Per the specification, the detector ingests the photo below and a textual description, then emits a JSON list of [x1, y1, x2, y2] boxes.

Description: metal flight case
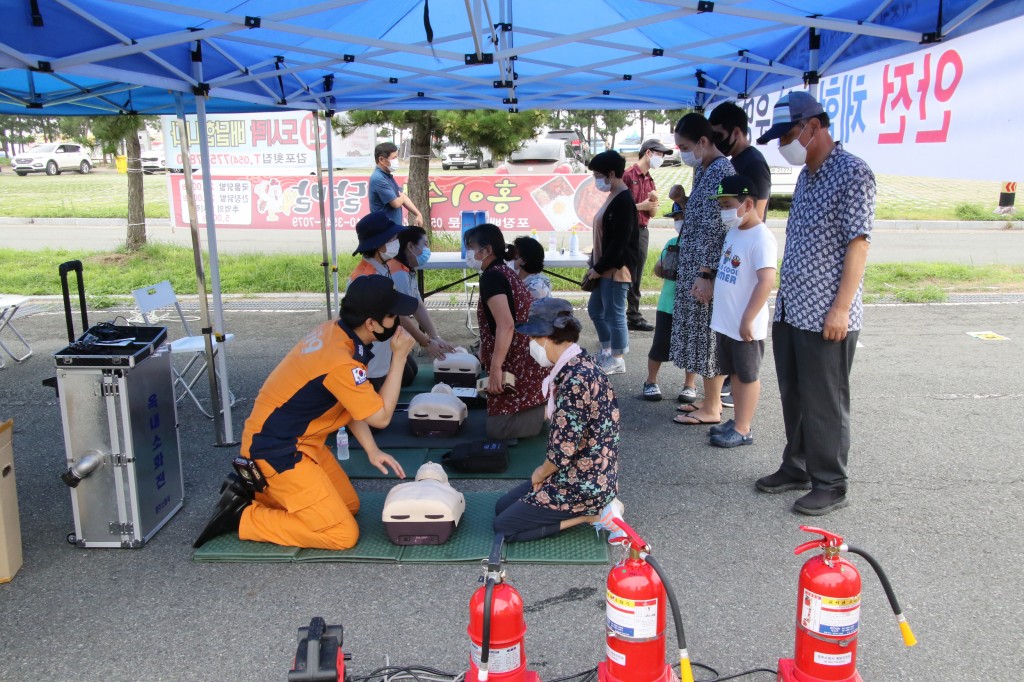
[[55, 325, 184, 548]]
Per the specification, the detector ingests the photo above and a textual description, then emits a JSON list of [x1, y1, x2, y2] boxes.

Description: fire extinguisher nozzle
[[679, 653, 695, 682], [898, 618, 918, 647]]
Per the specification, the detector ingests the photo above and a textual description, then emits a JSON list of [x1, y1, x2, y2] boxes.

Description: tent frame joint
[[245, 16, 261, 29], [464, 53, 494, 65], [920, 31, 943, 44], [697, 1, 714, 13]]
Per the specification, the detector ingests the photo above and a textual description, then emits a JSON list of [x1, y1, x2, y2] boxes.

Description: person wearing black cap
[[193, 275, 418, 550], [585, 150, 640, 376], [753, 91, 875, 516], [709, 102, 772, 221], [493, 298, 624, 544], [349, 211, 455, 390], [622, 138, 672, 332]]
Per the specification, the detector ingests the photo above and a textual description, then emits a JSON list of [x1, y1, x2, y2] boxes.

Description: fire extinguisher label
[[606, 590, 659, 639], [800, 589, 861, 637], [606, 644, 626, 666], [470, 642, 522, 673], [814, 651, 853, 667]]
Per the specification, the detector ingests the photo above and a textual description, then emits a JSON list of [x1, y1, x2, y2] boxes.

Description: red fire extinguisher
[[467, 536, 539, 682], [778, 526, 917, 682], [598, 518, 695, 682]]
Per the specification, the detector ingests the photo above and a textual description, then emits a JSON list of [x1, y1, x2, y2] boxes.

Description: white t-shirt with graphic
[[710, 222, 778, 341]]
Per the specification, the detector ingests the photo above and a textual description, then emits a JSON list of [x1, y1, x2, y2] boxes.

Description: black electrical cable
[[673, 661, 778, 681], [479, 576, 496, 673], [643, 555, 689, 663]]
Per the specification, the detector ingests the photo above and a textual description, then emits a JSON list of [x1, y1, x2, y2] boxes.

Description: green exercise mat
[[192, 534, 301, 563], [339, 448, 429, 479], [193, 492, 610, 565], [505, 524, 611, 564]]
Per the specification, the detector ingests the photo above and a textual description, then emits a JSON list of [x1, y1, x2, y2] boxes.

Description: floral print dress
[[522, 354, 620, 515], [669, 156, 735, 377]]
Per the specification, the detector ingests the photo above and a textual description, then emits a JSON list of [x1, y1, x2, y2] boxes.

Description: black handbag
[[580, 272, 600, 292], [440, 440, 509, 473]]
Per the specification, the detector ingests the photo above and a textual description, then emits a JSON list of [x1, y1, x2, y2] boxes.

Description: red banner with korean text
[[167, 173, 606, 232]]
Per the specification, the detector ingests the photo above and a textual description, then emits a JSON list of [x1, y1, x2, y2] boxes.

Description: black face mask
[[372, 317, 398, 343], [714, 131, 735, 156]]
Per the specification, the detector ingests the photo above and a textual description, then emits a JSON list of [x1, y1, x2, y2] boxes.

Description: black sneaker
[[628, 319, 655, 332], [721, 378, 732, 396], [721, 393, 734, 409], [793, 489, 850, 516], [193, 485, 251, 548], [755, 468, 812, 494], [642, 382, 663, 401]]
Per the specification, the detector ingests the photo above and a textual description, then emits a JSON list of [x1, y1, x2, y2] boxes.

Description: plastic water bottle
[[569, 231, 579, 255], [336, 429, 350, 461], [547, 234, 557, 255]]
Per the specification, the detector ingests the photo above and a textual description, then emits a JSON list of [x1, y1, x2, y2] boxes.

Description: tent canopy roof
[[0, 0, 1018, 115]]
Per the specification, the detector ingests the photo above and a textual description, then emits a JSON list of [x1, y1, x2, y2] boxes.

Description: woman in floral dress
[[493, 298, 623, 543], [669, 113, 736, 426]]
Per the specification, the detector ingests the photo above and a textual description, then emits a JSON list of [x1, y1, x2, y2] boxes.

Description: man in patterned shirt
[[753, 91, 875, 516]]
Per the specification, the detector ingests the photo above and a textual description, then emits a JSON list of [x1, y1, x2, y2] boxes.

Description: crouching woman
[[493, 298, 623, 543]]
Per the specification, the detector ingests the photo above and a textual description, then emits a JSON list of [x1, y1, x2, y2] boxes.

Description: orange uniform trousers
[[237, 443, 360, 550]]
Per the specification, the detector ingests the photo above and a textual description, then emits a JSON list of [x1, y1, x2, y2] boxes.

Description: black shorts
[[715, 332, 765, 384], [648, 310, 673, 363]]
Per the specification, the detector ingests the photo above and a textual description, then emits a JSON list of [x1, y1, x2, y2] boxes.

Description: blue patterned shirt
[[775, 143, 875, 332]]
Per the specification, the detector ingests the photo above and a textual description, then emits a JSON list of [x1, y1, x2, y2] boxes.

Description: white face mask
[[649, 153, 664, 169], [416, 246, 431, 268], [779, 125, 809, 166], [465, 251, 483, 271], [679, 147, 700, 168], [673, 219, 684, 233], [529, 338, 553, 368], [388, 157, 400, 171], [720, 208, 743, 230], [594, 177, 611, 192], [381, 239, 400, 261]]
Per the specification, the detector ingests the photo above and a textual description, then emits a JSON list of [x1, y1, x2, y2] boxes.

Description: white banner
[[159, 111, 376, 174], [735, 15, 1024, 182]]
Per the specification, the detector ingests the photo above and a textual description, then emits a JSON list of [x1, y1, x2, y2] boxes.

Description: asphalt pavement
[[2, 217, 1023, 264], [0, 299, 1022, 681]]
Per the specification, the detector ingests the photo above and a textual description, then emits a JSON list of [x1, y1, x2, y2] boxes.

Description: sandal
[[672, 413, 721, 426]]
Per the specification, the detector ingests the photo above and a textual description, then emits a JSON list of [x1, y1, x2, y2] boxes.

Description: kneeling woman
[[493, 298, 623, 543]]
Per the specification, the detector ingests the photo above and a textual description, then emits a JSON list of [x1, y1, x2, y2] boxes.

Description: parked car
[[441, 145, 493, 170], [495, 140, 584, 175], [12, 143, 92, 176], [545, 129, 590, 162], [141, 150, 165, 174], [615, 135, 643, 156]]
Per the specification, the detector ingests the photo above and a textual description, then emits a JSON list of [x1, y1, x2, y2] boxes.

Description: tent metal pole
[[821, 0, 896, 73], [943, 0, 995, 35], [173, 92, 227, 444], [313, 111, 333, 320], [808, 27, 820, 99], [193, 47, 235, 444], [325, 115, 340, 316]]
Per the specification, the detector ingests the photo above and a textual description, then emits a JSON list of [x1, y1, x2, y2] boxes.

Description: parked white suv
[[12, 143, 92, 176], [441, 145, 493, 170], [141, 151, 165, 174]]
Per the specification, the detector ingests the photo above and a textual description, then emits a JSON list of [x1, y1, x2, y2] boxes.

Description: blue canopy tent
[[1, 0, 1018, 440]]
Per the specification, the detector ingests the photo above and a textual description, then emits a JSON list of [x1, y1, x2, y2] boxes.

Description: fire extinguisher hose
[[844, 545, 917, 647], [642, 554, 695, 682], [479, 576, 497, 681]]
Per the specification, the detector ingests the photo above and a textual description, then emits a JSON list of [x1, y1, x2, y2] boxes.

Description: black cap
[[342, 275, 418, 319], [640, 138, 673, 155], [716, 175, 755, 198], [664, 201, 686, 217], [353, 212, 406, 255]]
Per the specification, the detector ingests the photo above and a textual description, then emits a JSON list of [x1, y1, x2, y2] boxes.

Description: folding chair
[[131, 281, 235, 419], [0, 295, 33, 369]]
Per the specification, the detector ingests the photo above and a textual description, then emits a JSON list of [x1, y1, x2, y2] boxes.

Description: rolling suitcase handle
[[58, 260, 88, 344]]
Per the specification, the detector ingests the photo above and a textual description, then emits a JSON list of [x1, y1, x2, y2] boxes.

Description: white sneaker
[[601, 356, 626, 375]]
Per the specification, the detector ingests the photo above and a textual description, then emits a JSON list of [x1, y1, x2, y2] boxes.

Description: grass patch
[[0, 170, 170, 219], [2, 247, 1023, 300]]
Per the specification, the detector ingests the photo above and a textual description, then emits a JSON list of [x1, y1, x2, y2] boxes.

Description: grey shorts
[[715, 333, 765, 384]]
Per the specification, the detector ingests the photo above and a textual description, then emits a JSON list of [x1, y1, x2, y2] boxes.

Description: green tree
[[338, 110, 543, 236], [58, 117, 93, 147], [91, 114, 152, 251]]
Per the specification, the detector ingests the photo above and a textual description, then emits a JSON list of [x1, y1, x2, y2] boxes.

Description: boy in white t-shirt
[[708, 175, 778, 448]]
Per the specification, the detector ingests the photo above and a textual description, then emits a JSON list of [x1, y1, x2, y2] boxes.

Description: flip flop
[[676, 403, 700, 413], [673, 413, 721, 426]]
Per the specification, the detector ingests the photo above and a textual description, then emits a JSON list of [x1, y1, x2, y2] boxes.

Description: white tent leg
[[193, 45, 235, 444], [325, 113, 340, 315]]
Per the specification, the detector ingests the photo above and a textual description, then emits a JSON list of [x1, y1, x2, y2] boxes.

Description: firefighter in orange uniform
[[193, 275, 418, 550]]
